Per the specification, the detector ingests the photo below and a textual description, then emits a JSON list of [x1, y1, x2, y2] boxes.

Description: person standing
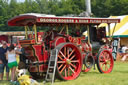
[[6, 44, 22, 82], [121, 45, 128, 61], [17, 45, 27, 70], [0, 42, 9, 80]]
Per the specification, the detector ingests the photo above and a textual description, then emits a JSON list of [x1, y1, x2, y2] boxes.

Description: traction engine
[[7, 13, 120, 81]]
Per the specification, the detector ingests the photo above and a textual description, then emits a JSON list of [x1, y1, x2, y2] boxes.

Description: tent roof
[[98, 15, 128, 37]]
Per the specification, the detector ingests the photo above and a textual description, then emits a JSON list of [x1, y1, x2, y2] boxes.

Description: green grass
[[1, 61, 128, 85]]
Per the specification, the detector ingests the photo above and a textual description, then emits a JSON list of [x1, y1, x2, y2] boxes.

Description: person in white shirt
[[6, 44, 22, 82], [121, 45, 128, 61], [0, 43, 2, 47], [122, 46, 128, 53]]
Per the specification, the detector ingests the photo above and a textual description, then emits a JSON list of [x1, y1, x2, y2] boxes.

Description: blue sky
[[17, 0, 36, 2], [8, 0, 25, 3], [9, 0, 36, 3], [18, 0, 25, 2]]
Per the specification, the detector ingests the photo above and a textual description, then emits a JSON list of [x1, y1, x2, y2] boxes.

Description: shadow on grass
[[82, 71, 99, 74], [36, 71, 102, 83], [0, 80, 11, 85], [36, 78, 62, 84]]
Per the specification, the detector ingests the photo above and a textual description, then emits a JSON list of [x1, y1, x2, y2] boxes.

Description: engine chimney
[[85, 0, 92, 17]]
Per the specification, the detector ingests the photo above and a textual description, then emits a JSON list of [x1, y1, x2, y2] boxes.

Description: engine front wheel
[[82, 53, 94, 72], [55, 43, 83, 80], [97, 49, 114, 73]]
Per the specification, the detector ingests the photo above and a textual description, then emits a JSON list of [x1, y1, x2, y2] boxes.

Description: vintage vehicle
[[8, 13, 120, 81]]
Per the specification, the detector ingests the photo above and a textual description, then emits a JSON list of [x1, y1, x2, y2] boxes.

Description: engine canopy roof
[[8, 13, 120, 26]]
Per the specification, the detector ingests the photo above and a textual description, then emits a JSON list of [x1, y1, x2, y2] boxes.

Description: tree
[[0, 0, 128, 31]]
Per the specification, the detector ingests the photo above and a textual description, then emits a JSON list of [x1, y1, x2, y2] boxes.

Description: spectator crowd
[[0, 41, 26, 84]]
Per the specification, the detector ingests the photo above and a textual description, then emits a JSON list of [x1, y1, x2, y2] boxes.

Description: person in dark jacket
[[0, 42, 9, 80], [17, 45, 27, 70]]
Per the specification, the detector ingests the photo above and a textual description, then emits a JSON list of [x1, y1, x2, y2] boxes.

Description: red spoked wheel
[[97, 49, 114, 73], [55, 43, 82, 80], [82, 53, 94, 72]]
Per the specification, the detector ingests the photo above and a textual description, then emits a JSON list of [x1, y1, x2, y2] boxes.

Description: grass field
[[0, 61, 128, 85]]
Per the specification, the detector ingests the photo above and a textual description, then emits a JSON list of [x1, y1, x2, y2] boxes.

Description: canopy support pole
[[87, 25, 90, 44], [30, 26, 34, 39], [108, 23, 111, 44], [112, 23, 117, 38], [108, 23, 111, 37], [59, 25, 65, 34], [66, 25, 69, 35], [25, 26, 28, 39], [56, 25, 59, 30], [33, 24, 37, 43]]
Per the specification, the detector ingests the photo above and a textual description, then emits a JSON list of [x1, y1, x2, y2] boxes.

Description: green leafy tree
[[0, 0, 128, 31]]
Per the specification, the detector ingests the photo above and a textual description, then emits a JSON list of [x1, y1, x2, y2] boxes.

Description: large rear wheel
[[97, 49, 114, 73], [55, 43, 82, 80]]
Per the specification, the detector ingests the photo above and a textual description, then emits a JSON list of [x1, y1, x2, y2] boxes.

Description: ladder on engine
[[44, 49, 58, 85]]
